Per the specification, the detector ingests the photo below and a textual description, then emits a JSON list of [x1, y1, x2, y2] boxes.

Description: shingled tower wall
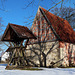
[[25, 7, 75, 67], [25, 7, 60, 67]]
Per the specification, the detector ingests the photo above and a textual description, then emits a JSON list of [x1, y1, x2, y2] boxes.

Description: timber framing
[[39, 7, 61, 41]]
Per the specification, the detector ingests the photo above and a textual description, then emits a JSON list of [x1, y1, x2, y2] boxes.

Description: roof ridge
[[39, 7, 61, 40], [40, 7, 75, 43], [9, 23, 25, 27], [41, 7, 69, 23]]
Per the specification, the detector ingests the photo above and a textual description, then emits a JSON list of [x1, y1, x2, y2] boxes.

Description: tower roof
[[40, 7, 75, 43], [1, 23, 36, 42]]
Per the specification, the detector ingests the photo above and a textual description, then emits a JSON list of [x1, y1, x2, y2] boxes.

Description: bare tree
[[0, 0, 10, 53], [23, 0, 75, 30], [0, 0, 7, 11], [22, 0, 75, 67], [51, 7, 75, 29]]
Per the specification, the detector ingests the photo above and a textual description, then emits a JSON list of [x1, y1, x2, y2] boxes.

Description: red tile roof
[[10, 23, 36, 39], [1, 23, 36, 42], [41, 7, 75, 44]]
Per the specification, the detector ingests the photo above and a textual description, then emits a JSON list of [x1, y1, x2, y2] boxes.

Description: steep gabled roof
[[1, 23, 36, 42], [10, 24, 36, 39], [40, 7, 75, 44]]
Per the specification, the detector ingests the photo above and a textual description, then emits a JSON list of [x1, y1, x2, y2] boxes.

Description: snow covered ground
[[0, 64, 75, 75]]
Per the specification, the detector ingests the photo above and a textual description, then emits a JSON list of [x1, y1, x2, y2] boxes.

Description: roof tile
[[41, 7, 75, 43]]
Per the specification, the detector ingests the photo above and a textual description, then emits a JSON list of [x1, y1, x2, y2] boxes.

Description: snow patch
[[0, 65, 75, 75]]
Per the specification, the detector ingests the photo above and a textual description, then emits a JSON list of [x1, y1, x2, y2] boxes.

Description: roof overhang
[[1, 23, 36, 42]]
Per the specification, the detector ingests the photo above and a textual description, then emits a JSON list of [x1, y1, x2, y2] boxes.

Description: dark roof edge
[[1, 24, 10, 41], [9, 23, 20, 38], [39, 7, 62, 41]]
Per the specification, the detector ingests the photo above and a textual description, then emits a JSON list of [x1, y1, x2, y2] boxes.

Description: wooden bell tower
[[1, 23, 36, 66]]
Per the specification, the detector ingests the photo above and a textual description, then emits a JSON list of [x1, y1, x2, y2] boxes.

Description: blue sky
[[0, 0, 75, 51], [0, 0, 75, 28]]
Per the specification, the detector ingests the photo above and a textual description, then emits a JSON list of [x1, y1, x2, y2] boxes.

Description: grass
[[58, 66, 75, 68], [15, 68, 43, 70], [65, 67, 75, 68], [5, 65, 75, 70], [5, 66, 43, 70]]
